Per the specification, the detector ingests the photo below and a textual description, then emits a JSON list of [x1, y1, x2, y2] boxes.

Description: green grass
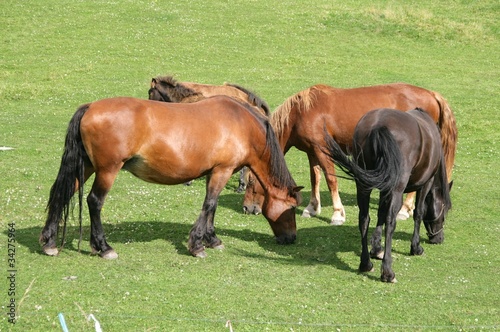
[[1, 0, 499, 331]]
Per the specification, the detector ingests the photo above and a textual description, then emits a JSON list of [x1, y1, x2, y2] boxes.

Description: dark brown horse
[[243, 83, 457, 225], [149, 75, 270, 191], [325, 108, 452, 282], [148, 75, 270, 116], [40, 96, 301, 259]]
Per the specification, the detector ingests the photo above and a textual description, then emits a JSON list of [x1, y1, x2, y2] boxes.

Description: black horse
[[325, 108, 452, 282]]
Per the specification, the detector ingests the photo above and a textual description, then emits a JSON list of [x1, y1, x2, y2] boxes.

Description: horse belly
[[123, 139, 242, 185]]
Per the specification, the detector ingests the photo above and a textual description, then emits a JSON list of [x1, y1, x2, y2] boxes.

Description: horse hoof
[[330, 219, 345, 226], [397, 210, 410, 221], [44, 247, 59, 256], [100, 250, 118, 260], [195, 250, 207, 258], [213, 244, 225, 251], [301, 207, 318, 218], [301, 210, 312, 218], [371, 251, 384, 260]]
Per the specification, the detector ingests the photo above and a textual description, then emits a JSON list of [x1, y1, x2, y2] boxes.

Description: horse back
[[280, 83, 441, 150], [355, 108, 442, 191], [80, 97, 265, 182]]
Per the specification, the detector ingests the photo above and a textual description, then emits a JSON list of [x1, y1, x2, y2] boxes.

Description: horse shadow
[[17, 210, 424, 281]]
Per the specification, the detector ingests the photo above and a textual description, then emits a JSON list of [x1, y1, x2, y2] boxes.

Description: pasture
[[1, 0, 498, 330]]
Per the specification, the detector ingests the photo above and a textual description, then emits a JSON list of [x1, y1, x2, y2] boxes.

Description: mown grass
[[1, 0, 499, 331]]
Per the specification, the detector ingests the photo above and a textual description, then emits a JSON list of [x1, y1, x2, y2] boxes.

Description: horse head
[[423, 175, 453, 244], [261, 186, 302, 245], [148, 77, 174, 102]]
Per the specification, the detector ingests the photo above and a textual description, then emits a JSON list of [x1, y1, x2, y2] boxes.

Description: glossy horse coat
[[149, 75, 270, 192], [40, 96, 300, 259], [325, 108, 452, 282], [243, 83, 457, 224]]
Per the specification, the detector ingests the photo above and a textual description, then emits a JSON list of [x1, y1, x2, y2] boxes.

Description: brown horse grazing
[[149, 75, 270, 192], [243, 83, 457, 225], [325, 108, 452, 282], [40, 96, 301, 259]]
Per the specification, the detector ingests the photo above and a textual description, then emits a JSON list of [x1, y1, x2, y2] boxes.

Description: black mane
[[225, 83, 270, 116]]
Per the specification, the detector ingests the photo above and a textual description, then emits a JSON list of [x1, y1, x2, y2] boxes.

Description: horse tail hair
[[325, 127, 403, 196], [225, 83, 270, 116], [42, 104, 89, 251], [432, 91, 457, 182]]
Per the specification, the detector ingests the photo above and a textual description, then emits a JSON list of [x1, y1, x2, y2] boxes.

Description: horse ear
[[151, 78, 157, 88], [294, 186, 304, 193]]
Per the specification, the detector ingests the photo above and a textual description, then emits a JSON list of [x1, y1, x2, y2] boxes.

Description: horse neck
[[270, 107, 295, 152]]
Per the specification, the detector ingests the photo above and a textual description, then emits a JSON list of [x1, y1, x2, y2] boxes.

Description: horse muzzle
[[243, 204, 262, 215], [276, 233, 296, 245]]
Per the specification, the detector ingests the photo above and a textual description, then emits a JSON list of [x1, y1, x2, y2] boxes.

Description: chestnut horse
[[149, 75, 270, 191], [325, 108, 452, 282], [40, 96, 301, 259], [243, 83, 457, 225]]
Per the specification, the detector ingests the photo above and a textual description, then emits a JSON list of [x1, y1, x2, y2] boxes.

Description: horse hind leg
[[357, 187, 374, 273], [87, 169, 120, 259], [317, 152, 346, 225], [379, 192, 403, 283], [40, 163, 95, 256], [301, 161, 322, 218]]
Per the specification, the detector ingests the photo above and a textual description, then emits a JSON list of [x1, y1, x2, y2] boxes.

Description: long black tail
[[41, 104, 89, 250], [324, 127, 403, 195]]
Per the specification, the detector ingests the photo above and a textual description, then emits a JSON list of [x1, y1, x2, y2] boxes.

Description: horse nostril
[[243, 206, 249, 214]]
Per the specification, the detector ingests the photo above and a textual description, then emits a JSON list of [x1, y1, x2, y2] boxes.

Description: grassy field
[[1, 0, 499, 331]]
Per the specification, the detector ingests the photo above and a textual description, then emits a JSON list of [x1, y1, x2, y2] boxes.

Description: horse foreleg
[[410, 184, 432, 255], [357, 187, 373, 273], [188, 170, 231, 257], [236, 167, 249, 193], [302, 161, 322, 218], [397, 192, 416, 220], [87, 170, 118, 259], [379, 192, 403, 283]]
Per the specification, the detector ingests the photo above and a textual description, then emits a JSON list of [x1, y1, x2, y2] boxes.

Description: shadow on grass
[[14, 209, 428, 282], [217, 189, 360, 220]]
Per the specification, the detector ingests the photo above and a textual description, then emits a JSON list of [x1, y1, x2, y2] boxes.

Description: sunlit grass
[[1, 0, 499, 330]]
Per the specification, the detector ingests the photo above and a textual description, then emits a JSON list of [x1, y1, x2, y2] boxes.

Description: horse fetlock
[[301, 204, 319, 218], [359, 260, 374, 273]]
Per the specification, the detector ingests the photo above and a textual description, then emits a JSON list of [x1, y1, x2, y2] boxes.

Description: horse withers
[[148, 75, 270, 192], [40, 96, 301, 259], [325, 108, 452, 282], [243, 83, 457, 224]]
